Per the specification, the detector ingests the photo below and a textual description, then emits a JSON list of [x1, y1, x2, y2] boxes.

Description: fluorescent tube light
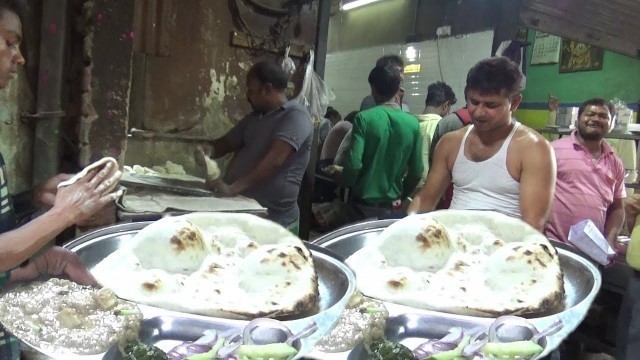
[[341, 0, 383, 11]]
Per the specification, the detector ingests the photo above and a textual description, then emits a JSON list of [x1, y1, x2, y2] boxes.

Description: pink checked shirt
[[545, 131, 626, 243]]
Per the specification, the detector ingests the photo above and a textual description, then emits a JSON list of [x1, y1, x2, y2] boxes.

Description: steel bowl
[[309, 219, 602, 359], [15, 221, 355, 360]]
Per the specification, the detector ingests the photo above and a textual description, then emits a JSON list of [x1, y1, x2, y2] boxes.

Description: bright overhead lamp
[[340, 0, 383, 11]]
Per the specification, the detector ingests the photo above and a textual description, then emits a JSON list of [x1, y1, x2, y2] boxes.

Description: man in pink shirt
[[545, 98, 626, 248]]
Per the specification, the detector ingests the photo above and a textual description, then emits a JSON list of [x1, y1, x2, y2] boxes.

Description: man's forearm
[[0, 208, 72, 272], [230, 161, 281, 195], [605, 207, 625, 245]]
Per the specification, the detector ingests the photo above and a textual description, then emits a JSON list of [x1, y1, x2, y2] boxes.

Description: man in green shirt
[[339, 65, 423, 222]]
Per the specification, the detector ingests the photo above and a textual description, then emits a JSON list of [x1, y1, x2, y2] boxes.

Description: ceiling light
[[340, 0, 383, 11]]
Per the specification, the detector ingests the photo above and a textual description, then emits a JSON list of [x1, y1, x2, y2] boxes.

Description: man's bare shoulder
[[513, 124, 552, 150], [439, 126, 466, 147], [435, 127, 466, 163], [511, 124, 554, 168]]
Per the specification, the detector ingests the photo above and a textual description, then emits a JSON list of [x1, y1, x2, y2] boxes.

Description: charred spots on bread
[[387, 276, 408, 290], [535, 258, 547, 268], [293, 246, 309, 261], [453, 260, 469, 272], [539, 243, 556, 259], [141, 281, 159, 292], [170, 226, 205, 253], [208, 263, 222, 273], [415, 224, 450, 251]]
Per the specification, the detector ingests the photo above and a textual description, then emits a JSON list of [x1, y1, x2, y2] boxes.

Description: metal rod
[[298, 0, 332, 240]]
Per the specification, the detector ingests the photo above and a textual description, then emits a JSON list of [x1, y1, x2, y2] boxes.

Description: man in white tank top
[[408, 57, 556, 232]]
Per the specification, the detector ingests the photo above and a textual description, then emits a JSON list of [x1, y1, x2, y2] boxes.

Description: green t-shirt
[[342, 105, 423, 202]]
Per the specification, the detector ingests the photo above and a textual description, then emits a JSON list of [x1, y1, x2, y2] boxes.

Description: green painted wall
[[521, 30, 640, 105], [516, 30, 640, 129]]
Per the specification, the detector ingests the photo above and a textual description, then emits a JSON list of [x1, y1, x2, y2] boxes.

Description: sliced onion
[[461, 337, 488, 357], [413, 339, 458, 359], [285, 321, 318, 346], [166, 342, 212, 360], [439, 327, 464, 344], [194, 329, 219, 345], [224, 333, 243, 346], [242, 318, 293, 345], [531, 319, 563, 344], [488, 316, 539, 343], [216, 341, 242, 358]]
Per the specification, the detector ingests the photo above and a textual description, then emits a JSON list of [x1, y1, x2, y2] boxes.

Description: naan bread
[[92, 213, 318, 319], [58, 157, 119, 191], [346, 210, 564, 317]]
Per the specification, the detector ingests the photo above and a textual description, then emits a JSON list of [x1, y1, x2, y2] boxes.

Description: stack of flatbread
[[92, 213, 318, 319], [346, 210, 565, 317]]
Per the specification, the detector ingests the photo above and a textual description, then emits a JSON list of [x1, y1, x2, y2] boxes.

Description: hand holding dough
[[194, 147, 221, 181], [58, 157, 120, 194]]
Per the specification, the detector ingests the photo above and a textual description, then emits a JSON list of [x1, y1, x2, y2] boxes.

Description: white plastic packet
[[568, 219, 616, 266], [280, 45, 296, 79]]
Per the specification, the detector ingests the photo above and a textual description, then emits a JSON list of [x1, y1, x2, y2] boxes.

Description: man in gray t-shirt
[[205, 61, 312, 231]]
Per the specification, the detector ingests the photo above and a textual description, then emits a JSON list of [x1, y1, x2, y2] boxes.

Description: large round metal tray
[[18, 221, 355, 360], [309, 219, 602, 359]]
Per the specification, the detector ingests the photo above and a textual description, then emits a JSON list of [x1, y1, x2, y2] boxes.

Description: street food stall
[[0, 210, 602, 360]]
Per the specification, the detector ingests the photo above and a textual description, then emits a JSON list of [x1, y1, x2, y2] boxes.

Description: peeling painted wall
[[125, 0, 318, 175], [0, 72, 35, 194], [80, 0, 134, 166]]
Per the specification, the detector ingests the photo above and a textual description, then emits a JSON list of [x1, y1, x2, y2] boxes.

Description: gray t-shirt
[[224, 100, 312, 226]]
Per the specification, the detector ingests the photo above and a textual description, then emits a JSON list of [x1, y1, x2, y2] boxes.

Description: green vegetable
[[186, 338, 224, 360], [122, 340, 168, 360], [236, 343, 298, 360], [428, 335, 470, 360], [359, 307, 386, 314], [25, 319, 41, 333], [114, 309, 141, 316], [368, 339, 414, 360], [481, 340, 543, 358]]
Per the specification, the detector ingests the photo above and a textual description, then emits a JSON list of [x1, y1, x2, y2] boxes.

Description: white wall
[[324, 30, 494, 117]]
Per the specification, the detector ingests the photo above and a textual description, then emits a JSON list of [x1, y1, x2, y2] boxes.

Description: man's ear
[[443, 101, 451, 113], [510, 93, 523, 112]]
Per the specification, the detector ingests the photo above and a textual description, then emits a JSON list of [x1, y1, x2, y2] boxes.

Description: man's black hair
[[247, 61, 288, 91], [343, 111, 358, 124], [368, 65, 401, 102], [375, 55, 404, 69], [324, 106, 341, 121], [578, 98, 616, 119], [425, 81, 457, 108], [0, 0, 25, 22], [466, 57, 523, 97]]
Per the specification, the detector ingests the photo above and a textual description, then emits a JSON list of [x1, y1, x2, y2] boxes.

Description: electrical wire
[[435, 36, 444, 81]]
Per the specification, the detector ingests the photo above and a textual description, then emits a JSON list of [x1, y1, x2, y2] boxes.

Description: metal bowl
[[309, 219, 602, 359], [18, 221, 355, 360]]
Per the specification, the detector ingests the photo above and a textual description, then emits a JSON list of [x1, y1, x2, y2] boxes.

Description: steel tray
[[102, 315, 302, 359], [346, 313, 548, 359], [309, 219, 602, 359], [17, 221, 355, 360]]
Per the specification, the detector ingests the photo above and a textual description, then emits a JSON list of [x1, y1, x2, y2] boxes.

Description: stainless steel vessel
[[19, 221, 356, 360], [309, 219, 603, 359]]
